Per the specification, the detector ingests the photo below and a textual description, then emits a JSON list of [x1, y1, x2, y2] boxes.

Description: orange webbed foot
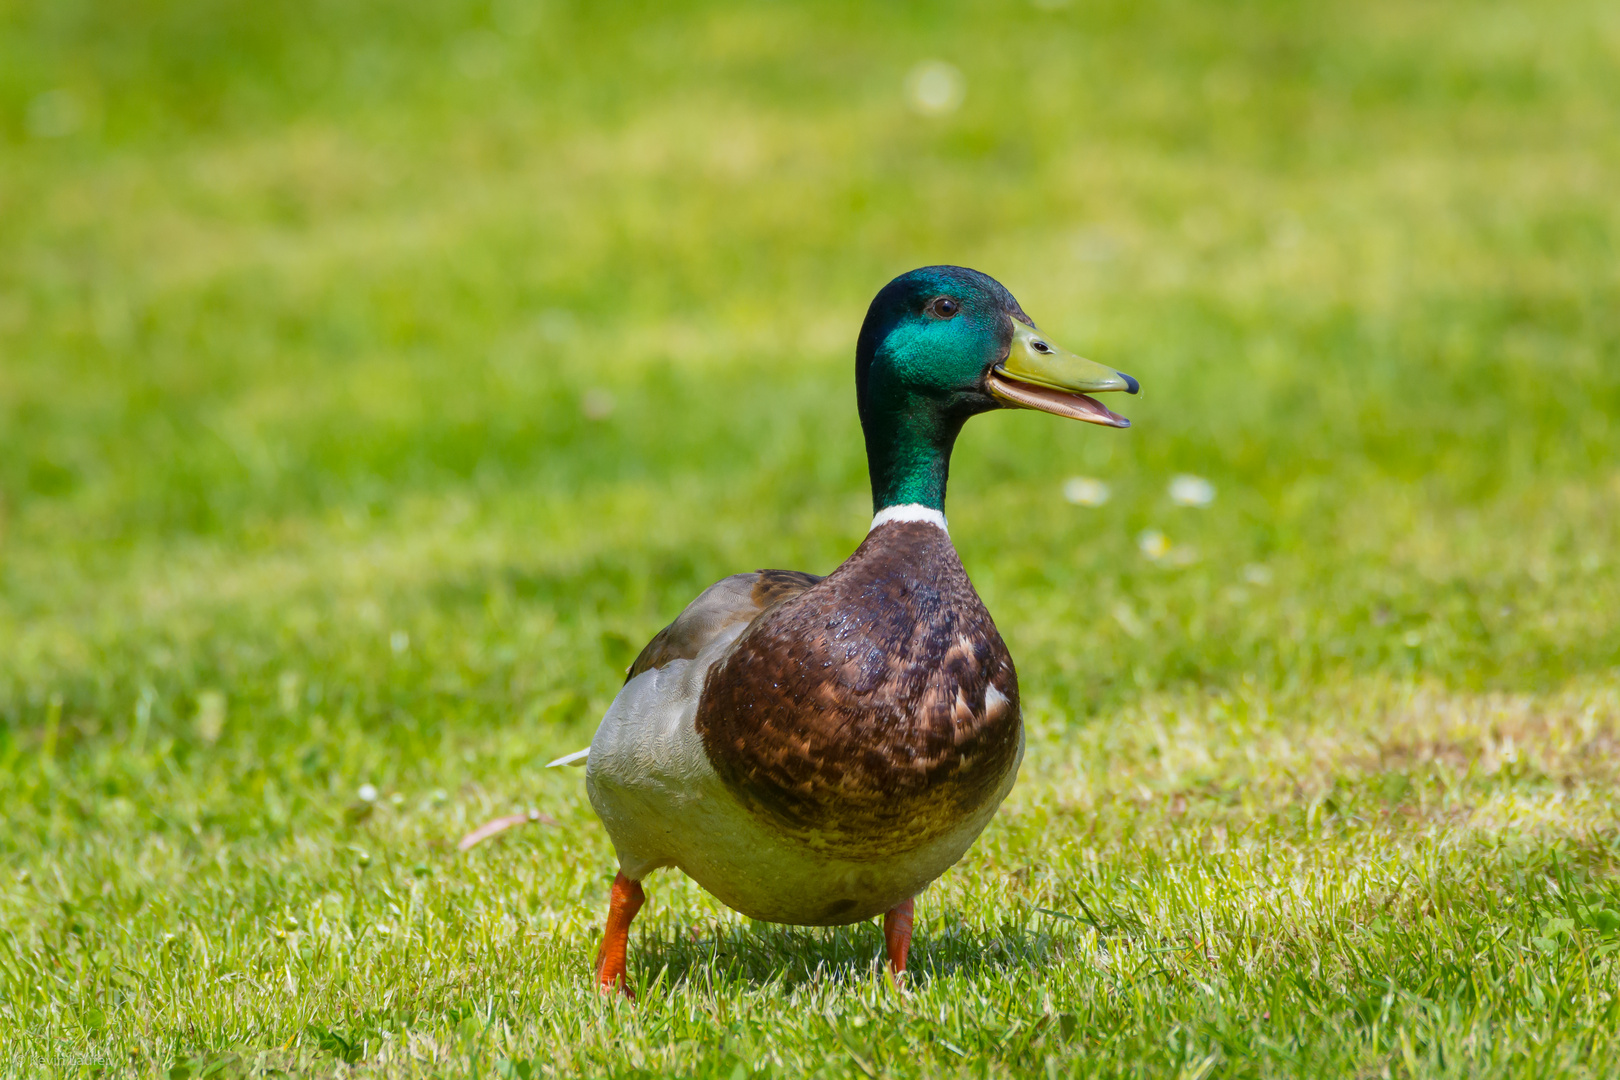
[[594, 872, 644, 998], [884, 897, 915, 987]]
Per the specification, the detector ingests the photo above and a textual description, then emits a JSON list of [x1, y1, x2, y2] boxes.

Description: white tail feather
[[546, 748, 590, 768]]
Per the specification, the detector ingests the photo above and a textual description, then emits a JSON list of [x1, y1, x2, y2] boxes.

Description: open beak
[[986, 320, 1139, 428]]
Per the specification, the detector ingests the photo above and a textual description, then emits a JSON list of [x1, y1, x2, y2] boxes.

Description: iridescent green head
[[854, 265, 1139, 514]]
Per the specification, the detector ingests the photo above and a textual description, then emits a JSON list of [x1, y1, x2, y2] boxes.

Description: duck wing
[[543, 568, 823, 769], [625, 568, 823, 683], [458, 568, 823, 850]]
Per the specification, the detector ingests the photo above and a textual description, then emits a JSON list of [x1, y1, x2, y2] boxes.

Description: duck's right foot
[[594, 872, 644, 998], [883, 897, 915, 987]]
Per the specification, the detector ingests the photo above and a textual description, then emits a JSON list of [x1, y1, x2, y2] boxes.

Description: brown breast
[[694, 521, 1021, 856]]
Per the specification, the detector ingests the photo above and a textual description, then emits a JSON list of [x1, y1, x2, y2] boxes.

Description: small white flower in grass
[[194, 691, 226, 744], [1243, 563, 1273, 586], [1138, 529, 1170, 560], [1169, 474, 1216, 507], [27, 89, 82, 139], [1403, 630, 1423, 648], [581, 389, 616, 420], [536, 308, 578, 343], [1167, 544, 1200, 567], [451, 30, 506, 80], [1062, 476, 1111, 506], [1111, 601, 1146, 639], [1072, 226, 1119, 264], [390, 630, 409, 655], [357, 783, 379, 804], [906, 61, 965, 116], [277, 670, 301, 713]]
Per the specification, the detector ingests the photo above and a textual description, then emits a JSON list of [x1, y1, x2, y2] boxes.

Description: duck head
[[855, 265, 1139, 514]]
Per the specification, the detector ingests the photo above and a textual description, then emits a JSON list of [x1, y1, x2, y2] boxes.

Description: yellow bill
[[986, 319, 1139, 428]]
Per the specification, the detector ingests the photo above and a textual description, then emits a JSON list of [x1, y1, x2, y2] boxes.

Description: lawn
[[3, 0, 1620, 1076]]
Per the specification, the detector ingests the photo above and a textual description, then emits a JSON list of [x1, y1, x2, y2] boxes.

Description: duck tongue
[[986, 370, 1131, 428]]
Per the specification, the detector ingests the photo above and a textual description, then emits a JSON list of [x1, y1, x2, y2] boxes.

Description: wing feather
[[624, 569, 822, 682]]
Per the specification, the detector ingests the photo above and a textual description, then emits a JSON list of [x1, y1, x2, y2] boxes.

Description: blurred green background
[[3, 0, 1619, 1076]]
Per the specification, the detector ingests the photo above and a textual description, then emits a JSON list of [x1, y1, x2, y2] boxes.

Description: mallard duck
[[548, 266, 1137, 993]]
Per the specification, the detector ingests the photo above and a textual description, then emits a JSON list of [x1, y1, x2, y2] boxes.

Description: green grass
[[4, 0, 1620, 1075]]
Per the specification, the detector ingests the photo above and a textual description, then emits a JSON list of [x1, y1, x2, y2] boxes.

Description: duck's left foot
[[594, 872, 644, 998], [883, 897, 915, 986]]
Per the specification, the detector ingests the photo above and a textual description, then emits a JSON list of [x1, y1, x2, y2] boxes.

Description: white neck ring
[[869, 504, 949, 534]]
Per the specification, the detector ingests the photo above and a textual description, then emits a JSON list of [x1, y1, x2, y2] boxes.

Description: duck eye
[[1033, 340, 1052, 353], [926, 297, 959, 319]]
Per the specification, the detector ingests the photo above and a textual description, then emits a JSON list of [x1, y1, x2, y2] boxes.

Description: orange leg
[[883, 898, 915, 984], [594, 872, 644, 997]]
